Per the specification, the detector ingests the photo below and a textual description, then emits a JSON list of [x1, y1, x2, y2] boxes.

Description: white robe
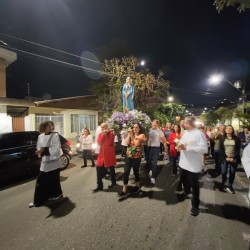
[[179, 128, 208, 173]]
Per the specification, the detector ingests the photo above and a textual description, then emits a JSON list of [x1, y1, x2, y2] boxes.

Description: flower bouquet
[[108, 109, 151, 134]]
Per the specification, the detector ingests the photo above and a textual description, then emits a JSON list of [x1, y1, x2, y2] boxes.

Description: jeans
[[149, 147, 161, 179], [221, 160, 237, 187], [123, 158, 141, 185], [214, 150, 220, 171], [83, 149, 95, 166], [180, 168, 200, 208], [96, 165, 116, 188]]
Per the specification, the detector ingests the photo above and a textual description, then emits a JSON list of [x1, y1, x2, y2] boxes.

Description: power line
[[0, 44, 117, 77], [0, 32, 100, 64]]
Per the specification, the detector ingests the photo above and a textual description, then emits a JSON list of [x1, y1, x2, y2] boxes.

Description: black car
[[0, 131, 72, 185]]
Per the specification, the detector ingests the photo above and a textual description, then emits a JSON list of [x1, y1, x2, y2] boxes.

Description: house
[[0, 95, 98, 138], [0, 47, 98, 138]]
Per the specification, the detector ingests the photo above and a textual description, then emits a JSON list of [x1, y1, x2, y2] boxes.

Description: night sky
[[0, 0, 250, 107]]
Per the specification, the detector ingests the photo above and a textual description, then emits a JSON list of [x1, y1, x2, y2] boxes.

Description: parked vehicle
[[0, 131, 72, 185]]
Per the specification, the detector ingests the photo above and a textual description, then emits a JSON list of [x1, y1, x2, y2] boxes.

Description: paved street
[[0, 155, 250, 250]]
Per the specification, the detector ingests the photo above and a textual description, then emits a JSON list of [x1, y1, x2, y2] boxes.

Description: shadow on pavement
[[202, 202, 250, 226], [45, 197, 76, 219]]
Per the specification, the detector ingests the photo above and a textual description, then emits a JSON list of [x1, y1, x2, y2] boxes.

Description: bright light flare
[[168, 96, 174, 102], [140, 60, 146, 66], [209, 74, 223, 84], [92, 143, 97, 150]]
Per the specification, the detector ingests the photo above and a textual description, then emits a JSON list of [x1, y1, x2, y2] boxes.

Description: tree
[[199, 110, 220, 125], [214, 0, 250, 13], [215, 106, 235, 123], [234, 102, 250, 127], [91, 56, 170, 116], [155, 103, 186, 124]]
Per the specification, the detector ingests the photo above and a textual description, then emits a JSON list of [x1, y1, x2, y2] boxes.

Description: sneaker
[[29, 202, 36, 208], [132, 186, 141, 193], [174, 190, 184, 195], [119, 191, 128, 197], [150, 178, 155, 184], [81, 165, 87, 168], [226, 186, 235, 194], [190, 207, 199, 216]]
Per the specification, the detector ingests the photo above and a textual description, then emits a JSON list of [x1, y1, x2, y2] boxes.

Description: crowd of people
[[29, 118, 250, 217]]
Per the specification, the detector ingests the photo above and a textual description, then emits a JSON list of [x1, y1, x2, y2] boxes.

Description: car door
[[0, 132, 40, 185], [0, 133, 27, 184], [22, 132, 41, 170]]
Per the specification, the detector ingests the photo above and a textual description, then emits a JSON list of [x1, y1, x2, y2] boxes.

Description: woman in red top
[[92, 123, 117, 192], [168, 124, 181, 176], [120, 123, 145, 196]]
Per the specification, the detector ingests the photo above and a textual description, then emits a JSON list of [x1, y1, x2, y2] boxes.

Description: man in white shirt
[[178, 116, 208, 216], [148, 120, 167, 184]]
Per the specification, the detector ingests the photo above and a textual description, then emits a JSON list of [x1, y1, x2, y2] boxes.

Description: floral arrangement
[[108, 109, 151, 134]]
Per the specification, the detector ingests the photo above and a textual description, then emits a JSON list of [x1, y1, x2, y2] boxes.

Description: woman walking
[[168, 124, 182, 177], [29, 121, 63, 208], [219, 125, 241, 194], [120, 123, 145, 196], [81, 128, 95, 168]]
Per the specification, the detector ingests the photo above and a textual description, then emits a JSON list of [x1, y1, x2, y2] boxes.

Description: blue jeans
[[149, 147, 160, 179], [221, 160, 237, 187]]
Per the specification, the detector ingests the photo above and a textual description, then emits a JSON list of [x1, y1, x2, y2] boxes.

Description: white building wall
[[29, 107, 98, 139], [0, 105, 12, 132], [24, 116, 31, 131]]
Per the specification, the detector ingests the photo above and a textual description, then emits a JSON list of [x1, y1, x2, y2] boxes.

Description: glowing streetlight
[[168, 96, 174, 102], [140, 60, 146, 66]]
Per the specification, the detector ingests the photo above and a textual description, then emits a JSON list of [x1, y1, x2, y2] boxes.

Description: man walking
[[178, 116, 208, 216]]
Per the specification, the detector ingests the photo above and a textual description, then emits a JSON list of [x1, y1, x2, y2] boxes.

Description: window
[[35, 114, 64, 135], [71, 114, 96, 132], [0, 133, 24, 150]]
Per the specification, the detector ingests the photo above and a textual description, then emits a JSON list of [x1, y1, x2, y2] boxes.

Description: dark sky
[[0, 0, 250, 107]]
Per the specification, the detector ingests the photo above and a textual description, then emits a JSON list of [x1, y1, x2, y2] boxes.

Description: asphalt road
[[0, 155, 250, 250]]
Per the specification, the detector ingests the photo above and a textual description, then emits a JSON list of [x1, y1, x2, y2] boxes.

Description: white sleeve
[[186, 132, 208, 154], [48, 133, 61, 157], [241, 144, 250, 178], [37, 134, 42, 150]]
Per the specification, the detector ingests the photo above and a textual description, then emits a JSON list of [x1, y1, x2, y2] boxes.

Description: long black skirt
[[33, 168, 62, 206]]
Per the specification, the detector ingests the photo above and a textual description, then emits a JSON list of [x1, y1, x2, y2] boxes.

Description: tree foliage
[[199, 110, 220, 125], [90, 56, 170, 116], [149, 103, 185, 124], [214, 0, 250, 12]]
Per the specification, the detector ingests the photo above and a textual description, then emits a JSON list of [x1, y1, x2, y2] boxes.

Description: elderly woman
[[120, 123, 145, 196], [92, 123, 117, 192], [29, 121, 63, 208]]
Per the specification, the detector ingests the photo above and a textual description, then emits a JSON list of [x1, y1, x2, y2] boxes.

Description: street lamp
[[168, 96, 174, 102], [140, 60, 146, 66], [209, 73, 246, 120]]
